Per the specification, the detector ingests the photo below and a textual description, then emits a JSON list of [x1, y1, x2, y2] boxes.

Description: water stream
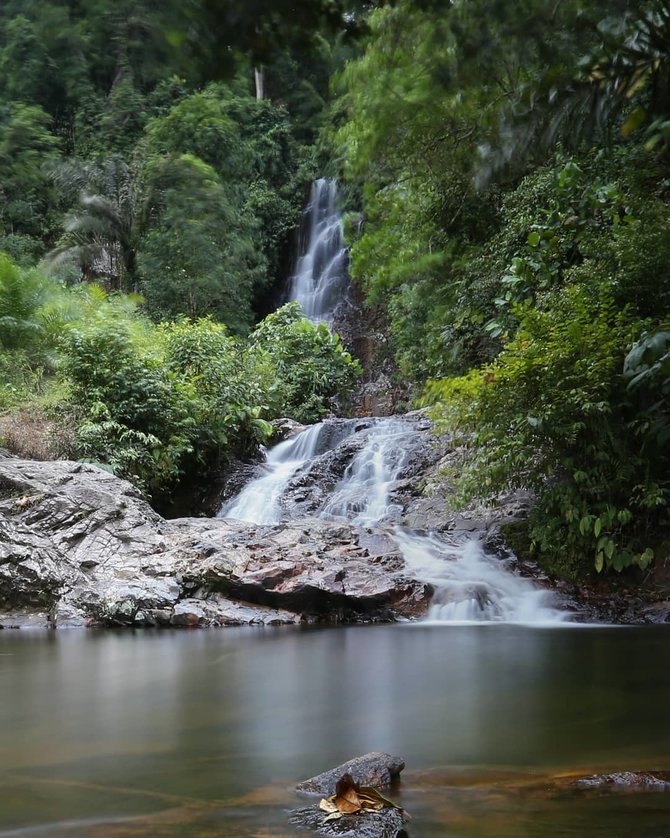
[[218, 422, 326, 524], [2, 626, 669, 836], [220, 417, 568, 624], [288, 178, 350, 323]]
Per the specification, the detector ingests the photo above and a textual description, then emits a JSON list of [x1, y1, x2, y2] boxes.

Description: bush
[[60, 316, 275, 500], [248, 302, 362, 423], [425, 285, 663, 576]]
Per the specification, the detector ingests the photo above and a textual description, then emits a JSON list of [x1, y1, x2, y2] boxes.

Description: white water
[[288, 178, 349, 323], [320, 419, 413, 525], [394, 529, 566, 624], [218, 423, 325, 524], [221, 416, 569, 624]]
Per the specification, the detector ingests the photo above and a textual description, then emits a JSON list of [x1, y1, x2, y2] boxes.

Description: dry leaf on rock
[[318, 773, 403, 823]]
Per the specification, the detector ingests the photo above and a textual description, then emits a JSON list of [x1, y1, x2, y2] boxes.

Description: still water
[[1, 625, 669, 837]]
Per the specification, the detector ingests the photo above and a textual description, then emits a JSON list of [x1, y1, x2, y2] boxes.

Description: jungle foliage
[[335, 0, 670, 576], [0, 252, 359, 504], [3, 0, 670, 575], [0, 1, 362, 503]]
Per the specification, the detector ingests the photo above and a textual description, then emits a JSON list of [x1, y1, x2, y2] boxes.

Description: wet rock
[[296, 753, 405, 796], [289, 806, 409, 837], [641, 601, 670, 624], [576, 772, 670, 791], [180, 519, 431, 621], [170, 595, 300, 627], [271, 417, 307, 440], [0, 455, 431, 628], [292, 754, 408, 837], [0, 607, 52, 629]]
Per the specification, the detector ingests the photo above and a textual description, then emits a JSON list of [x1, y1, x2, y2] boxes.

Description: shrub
[[248, 302, 362, 423], [425, 285, 662, 576]]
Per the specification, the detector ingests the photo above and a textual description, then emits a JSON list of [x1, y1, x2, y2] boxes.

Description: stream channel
[[1, 181, 669, 836]]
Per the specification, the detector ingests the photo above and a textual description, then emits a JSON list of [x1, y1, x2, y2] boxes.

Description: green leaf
[[579, 516, 591, 535], [621, 106, 647, 139]]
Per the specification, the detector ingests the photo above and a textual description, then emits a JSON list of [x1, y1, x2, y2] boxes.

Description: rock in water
[[293, 753, 408, 837], [296, 752, 405, 796], [576, 771, 670, 790], [289, 806, 409, 838]]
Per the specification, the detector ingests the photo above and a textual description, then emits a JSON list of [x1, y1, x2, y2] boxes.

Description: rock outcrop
[[0, 455, 431, 628]]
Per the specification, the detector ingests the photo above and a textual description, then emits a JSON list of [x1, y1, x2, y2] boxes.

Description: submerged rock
[[576, 772, 670, 791], [296, 752, 405, 796]]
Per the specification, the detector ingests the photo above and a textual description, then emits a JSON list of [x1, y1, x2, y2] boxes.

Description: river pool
[[1, 624, 669, 836]]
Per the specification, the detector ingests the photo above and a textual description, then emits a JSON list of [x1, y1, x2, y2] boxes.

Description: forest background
[[1, 0, 670, 581]]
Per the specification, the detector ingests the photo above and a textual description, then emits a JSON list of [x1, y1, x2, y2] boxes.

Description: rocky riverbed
[[0, 452, 435, 628], [1, 413, 668, 628]]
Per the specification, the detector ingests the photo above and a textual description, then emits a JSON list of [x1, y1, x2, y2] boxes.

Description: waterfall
[[394, 529, 564, 624], [218, 423, 326, 525], [220, 417, 569, 625], [288, 178, 350, 324], [319, 418, 414, 525]]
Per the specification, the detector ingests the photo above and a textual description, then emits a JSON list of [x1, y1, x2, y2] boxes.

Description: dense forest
[[1, 0, 670, 581]]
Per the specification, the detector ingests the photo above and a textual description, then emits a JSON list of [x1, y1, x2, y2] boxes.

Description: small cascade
[[220, 416, 570, 624], [394, 529, 566, 624], [218, 423, 326, 525], [289, 178, 349, 323], [319, 418, 414, 525]]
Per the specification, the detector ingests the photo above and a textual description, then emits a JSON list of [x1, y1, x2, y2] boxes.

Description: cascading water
[[393, 529, 565, 624], [218, 423, 326, 525], [288, 178, 350, 323], [221, 417, 570, 624], [319, 419, 413, 525]]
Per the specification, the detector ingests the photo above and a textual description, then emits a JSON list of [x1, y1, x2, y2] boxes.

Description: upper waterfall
[[288, 178, 350, 324]]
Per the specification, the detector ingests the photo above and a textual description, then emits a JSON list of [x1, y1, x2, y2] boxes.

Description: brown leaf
[[358, 785, 402, 810], [333, 773, 363, 814], [336, 788, 362, 814], [357, 789, 384, 811]]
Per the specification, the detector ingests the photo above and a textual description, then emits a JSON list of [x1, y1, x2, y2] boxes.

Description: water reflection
[[1, 625, 669, 834]]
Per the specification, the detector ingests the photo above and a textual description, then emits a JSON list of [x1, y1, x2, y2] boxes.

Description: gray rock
[[0, 455, 431, 628], [289, 806, 409, 837], [296, 752, 405, 796], [576, 771, 670, 790]]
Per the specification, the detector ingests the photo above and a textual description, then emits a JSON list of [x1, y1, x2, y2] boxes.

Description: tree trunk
[[254, 66, 265, 100]]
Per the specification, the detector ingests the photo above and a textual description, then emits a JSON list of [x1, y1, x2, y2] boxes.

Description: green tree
[[137, 153, 263, 332], [47, 155, 139, 289], [0, 103, 60, 260], [248, 302, 361, 422]]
